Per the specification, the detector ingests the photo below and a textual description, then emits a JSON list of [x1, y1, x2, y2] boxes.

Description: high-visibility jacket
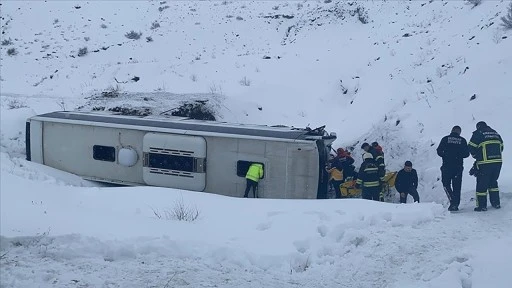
[[327, 167, 343, 181], [468, 126, 504, 165], [246, 163, 264, 182]]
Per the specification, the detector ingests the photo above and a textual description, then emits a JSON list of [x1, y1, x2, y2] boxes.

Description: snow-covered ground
[[1, 1, 511, 287]]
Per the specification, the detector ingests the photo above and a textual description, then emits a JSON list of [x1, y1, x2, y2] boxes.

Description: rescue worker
[[337, 148, 356, 180], [326, 160, 344, 199], [372, 141, 387, 201], [395, 161, 420, 203], [356, 152, 381, 201], [468, 121, 504, 211], [361, 142, 385, 177], [244, 163, 264, 198], [436, 125, 470, 211]]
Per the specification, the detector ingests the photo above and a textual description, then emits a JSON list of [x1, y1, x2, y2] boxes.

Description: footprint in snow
[[335, 210, 346, 216], [267, 211, 285, 217], [256, 222, 272, 231], [293, 240, 310, 253], [304, 211, 331, 221], [317, 225, 328, 237], [453, 256, 469, 263]]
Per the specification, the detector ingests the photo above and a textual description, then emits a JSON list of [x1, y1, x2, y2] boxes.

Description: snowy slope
[[1, 1, 512, 287]]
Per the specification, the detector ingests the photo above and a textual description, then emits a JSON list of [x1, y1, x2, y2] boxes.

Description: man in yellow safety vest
[[244, 163, 264, 198]]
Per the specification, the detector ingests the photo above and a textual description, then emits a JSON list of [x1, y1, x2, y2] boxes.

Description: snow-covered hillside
[[1, 1, 511, 287]]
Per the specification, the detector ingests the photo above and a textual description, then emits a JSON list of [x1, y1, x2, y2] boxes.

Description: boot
[[474, 207, 487, 212], [475, 195, 487, 212], [493, 204, 501, 209], [448, 206, 459, 212]]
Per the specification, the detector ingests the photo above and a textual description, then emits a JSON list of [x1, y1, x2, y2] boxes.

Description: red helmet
[[337, 148, 347, 157]]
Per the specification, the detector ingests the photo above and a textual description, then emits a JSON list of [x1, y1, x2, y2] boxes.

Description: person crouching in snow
[[356, 152, 381, 201], [395, 161, 420, 203]]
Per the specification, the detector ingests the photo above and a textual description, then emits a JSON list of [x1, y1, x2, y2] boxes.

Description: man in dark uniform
[[436, 125, 470, 211], [372, 142, 386, 201], [361, 142, 385, 177], [468, 121, 504, 211], [356, 152, 381, 201]]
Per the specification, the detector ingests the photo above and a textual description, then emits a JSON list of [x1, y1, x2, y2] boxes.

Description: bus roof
[[33, 111, 331, 141]]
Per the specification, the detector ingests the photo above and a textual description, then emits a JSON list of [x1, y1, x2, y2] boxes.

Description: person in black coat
[[395, 161, 420, 203], [436, 125, 470, 211]]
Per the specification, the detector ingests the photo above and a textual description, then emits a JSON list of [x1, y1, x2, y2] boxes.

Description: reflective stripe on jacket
[[468, 127, 504, 165], [356, 161, 381, 188]]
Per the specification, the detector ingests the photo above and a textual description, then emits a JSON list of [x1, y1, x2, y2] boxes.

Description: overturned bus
[[25, 111, 336, 199]]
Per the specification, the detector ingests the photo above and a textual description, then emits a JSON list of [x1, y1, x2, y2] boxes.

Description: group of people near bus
[[326, 121, 504, 212]]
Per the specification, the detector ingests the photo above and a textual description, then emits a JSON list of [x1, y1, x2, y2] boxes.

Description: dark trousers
[[441, 166, 463, 208], [244, 179, 259, 198], [475, 163, 502, 208], [332, 180, 343, 199], [399, 188, 420, 203], [362, 187, 380, 201]]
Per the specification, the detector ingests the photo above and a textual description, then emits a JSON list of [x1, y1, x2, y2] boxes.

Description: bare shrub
[[502, 2, 512, 30], [356, 6, 369, 24], [77, 47, 88, 57], [152, 195, 200, 222], [209, 83, 223, 95], [1, 38, 13, 46], [146, 36, 153, 42], [100, 23, 108, 29], [7, 99, 28, 109], [492, 29, 503, 43], [56, 98, 66, 110], [290, 254, 311, 274], [190, 74, 198, 82], [158, 5, 170, 12], [3, 228, 52, 259], [53, 18, 59, 24], [101, 85, 122, 98], [169, 100, 216, 120], [236, 16, 244, 21], [151, 21, 160, 30], [7, 47, 17, 56], [125, 30, 142, 40], [84, 36, 90, 42], [239, 76, 251, 86], [466, 0, 482, 8]]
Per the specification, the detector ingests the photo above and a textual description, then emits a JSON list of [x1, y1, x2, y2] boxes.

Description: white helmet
[[362, 152, 373, 160]]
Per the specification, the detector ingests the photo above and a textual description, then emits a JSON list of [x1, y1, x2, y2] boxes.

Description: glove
[[469, 166, 478, 177]]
